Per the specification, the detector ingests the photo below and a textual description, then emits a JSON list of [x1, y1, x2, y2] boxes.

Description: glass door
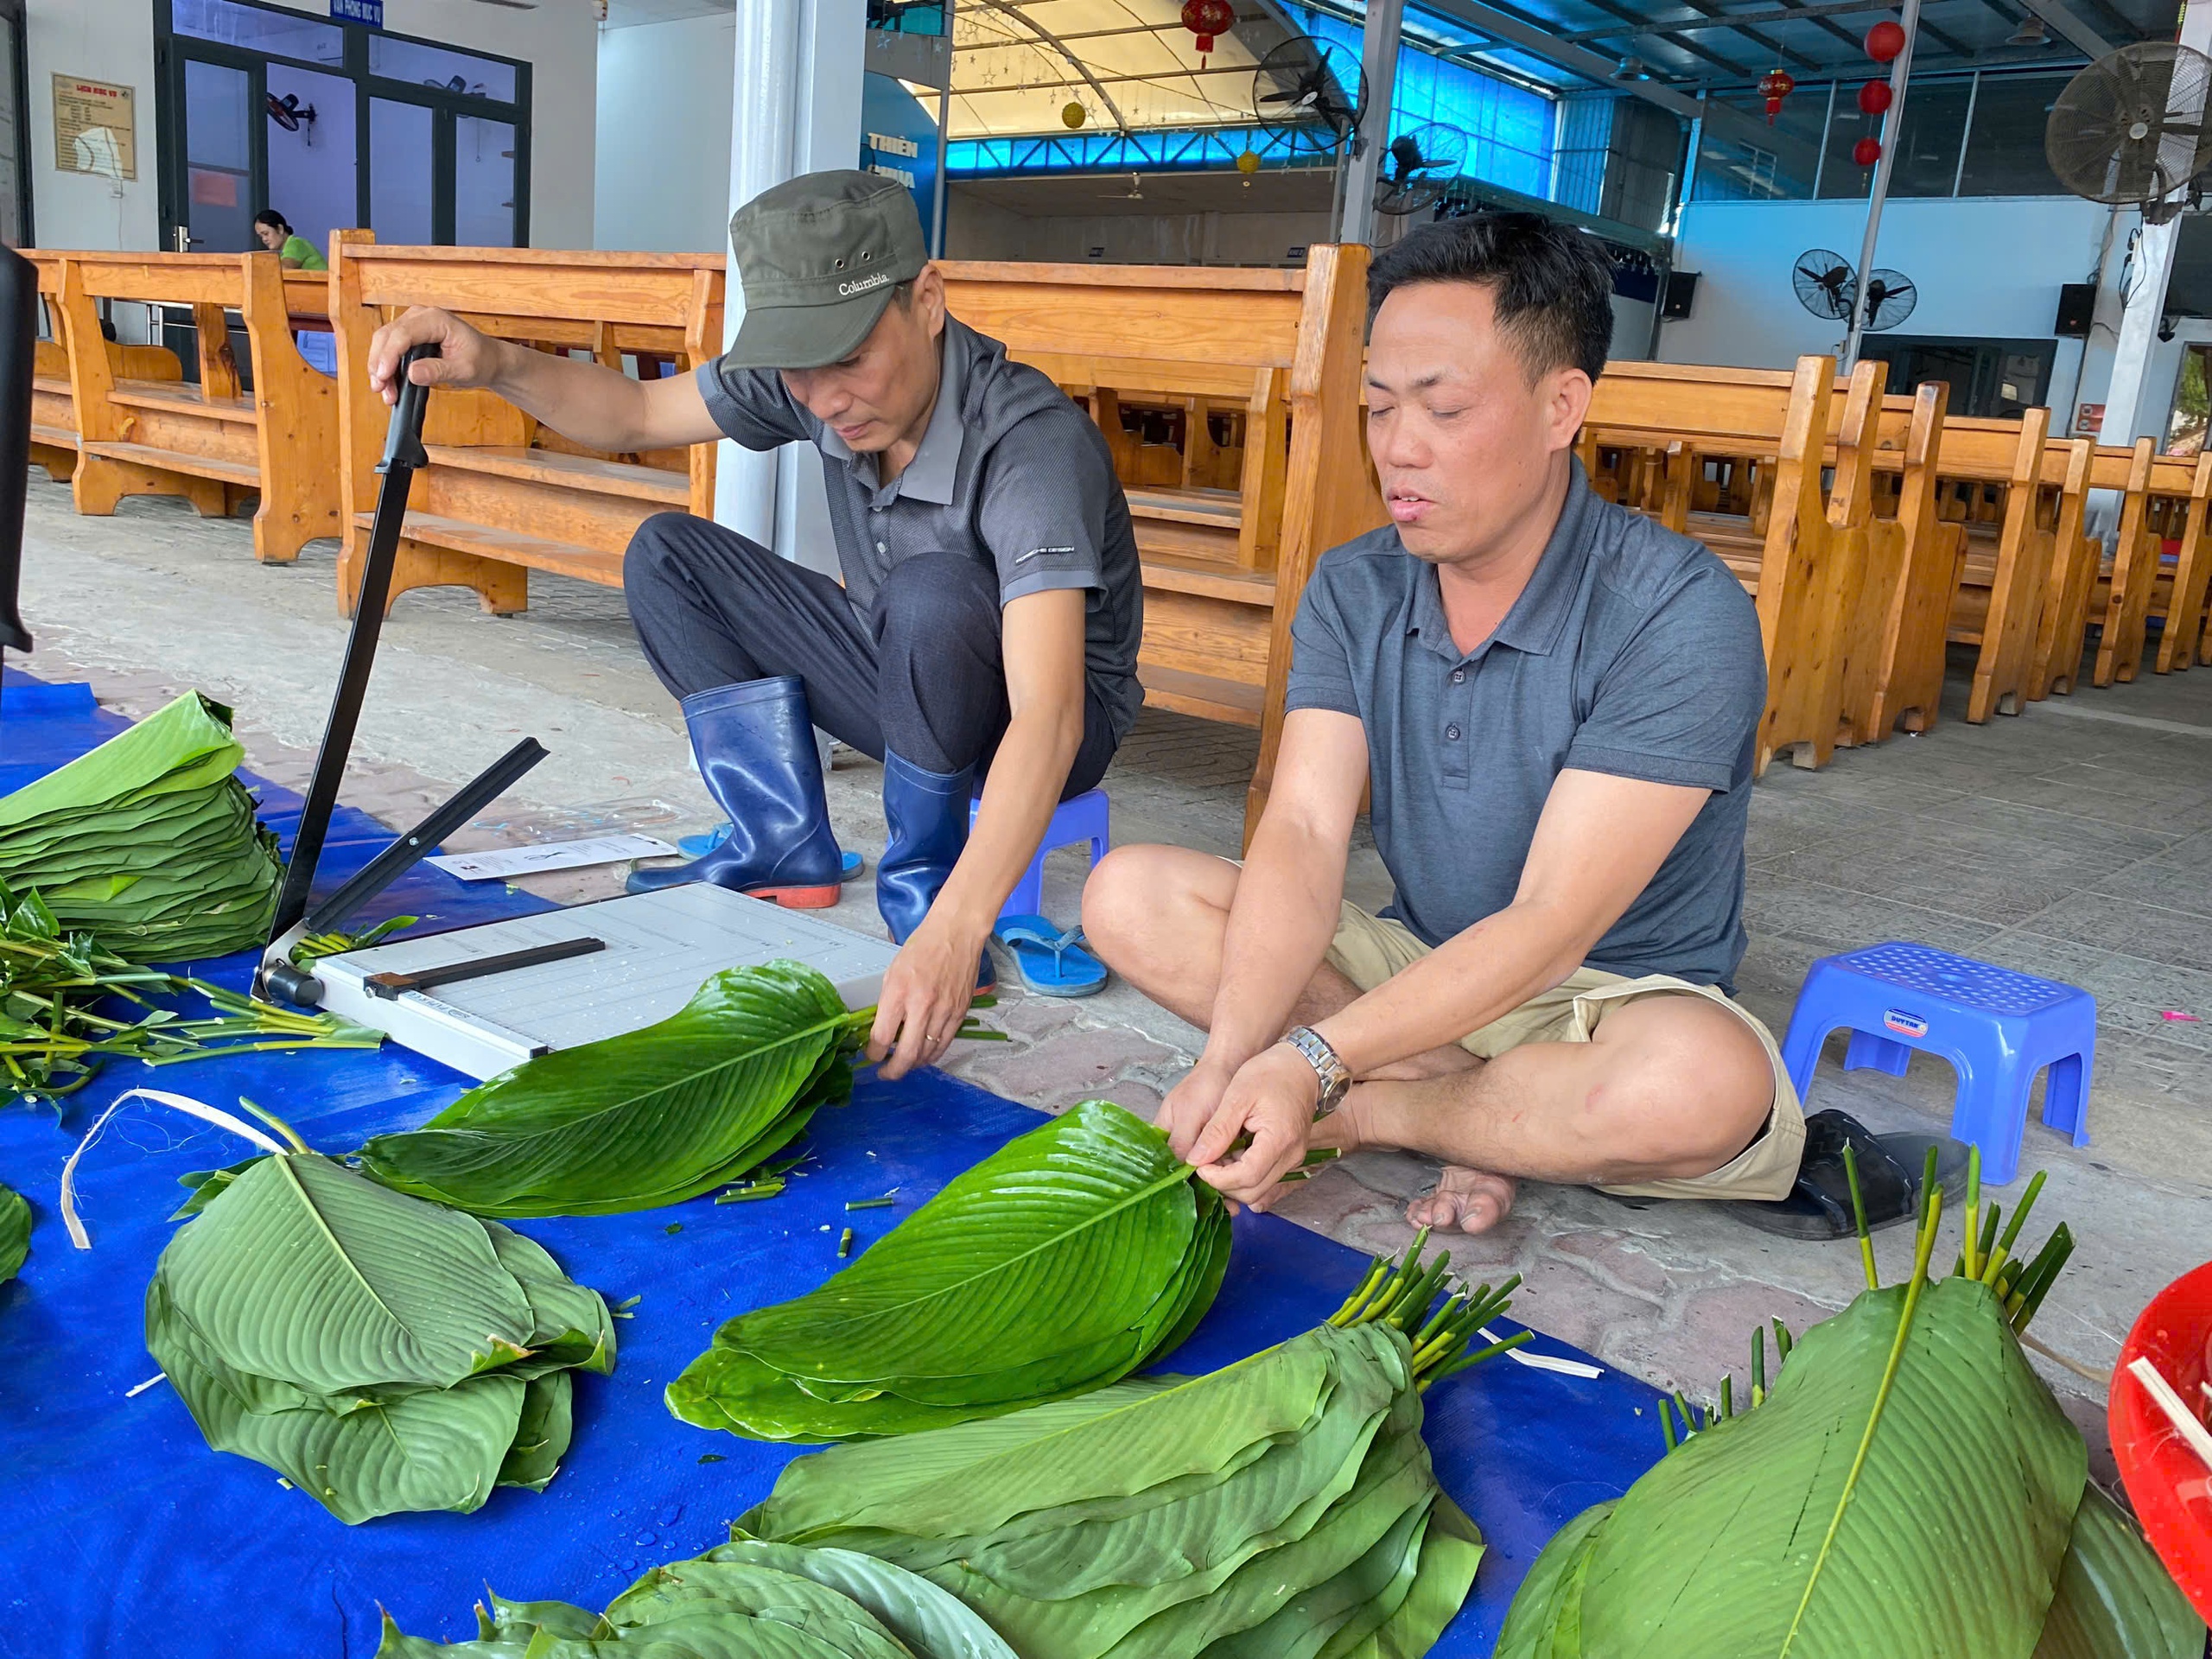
[[263, 60, 353, 261], [368, 97, 433, 244], [182, 57, 256, 251], [452, 115, 515, 247]]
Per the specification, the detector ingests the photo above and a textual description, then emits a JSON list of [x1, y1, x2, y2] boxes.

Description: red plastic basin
[[2111, 1257, 2212, 1622]]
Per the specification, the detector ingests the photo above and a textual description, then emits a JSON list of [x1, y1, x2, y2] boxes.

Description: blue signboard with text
[[860, 72, 940, 251], [331, 0, 383, 27]]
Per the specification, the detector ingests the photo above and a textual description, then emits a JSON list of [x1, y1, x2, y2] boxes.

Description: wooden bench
[[2151, 454, 2212, 676], [2093, 445, 2211, 686], [326, 237, 725, 616], [29, 254, 189, 485], [1583, 356, 1893, 773], [35, 250, 340, 565], [934, 254, 1380, 836], [1834, 379, 1957, 744]]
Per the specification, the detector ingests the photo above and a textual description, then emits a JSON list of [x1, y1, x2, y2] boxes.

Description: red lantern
[[1857, 78, 1893, 116], [1866, 19, 1906, 61], [1758, 67, 1796, 124], [1179, 0, 1234, 54], [1853, 137, 1883, 166]]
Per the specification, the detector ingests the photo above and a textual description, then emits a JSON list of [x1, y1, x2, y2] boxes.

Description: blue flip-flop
[[678, 823, 861, 881], [993, 916, 1107, 997]]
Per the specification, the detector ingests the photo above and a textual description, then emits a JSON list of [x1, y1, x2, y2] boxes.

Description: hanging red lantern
[[1179, 0, 1235, 54], [1866, 19, 1906, 61], [1853, 136, 1883, 166], [1758, 67, 1796, 124], [1857, 78, 1893, 116]]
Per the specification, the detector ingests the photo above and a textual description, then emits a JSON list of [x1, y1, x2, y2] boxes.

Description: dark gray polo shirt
[[695, 315, 1146, 740], [1286, 464, 1766, 989]]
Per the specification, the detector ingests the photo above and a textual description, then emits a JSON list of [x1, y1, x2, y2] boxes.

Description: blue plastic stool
[[970, 787, 1109, 924], [1780, 942, 2094, 1185]]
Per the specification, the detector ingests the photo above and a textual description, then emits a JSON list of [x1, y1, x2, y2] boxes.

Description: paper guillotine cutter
[[255, 345, 894, 1081]]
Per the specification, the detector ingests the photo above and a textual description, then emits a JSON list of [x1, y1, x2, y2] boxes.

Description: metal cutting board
[[315, 884, 898, 1081]]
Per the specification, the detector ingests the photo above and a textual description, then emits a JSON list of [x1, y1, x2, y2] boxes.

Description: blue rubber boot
[[626, 677, 844, 906], [877, 752, 994, 989]]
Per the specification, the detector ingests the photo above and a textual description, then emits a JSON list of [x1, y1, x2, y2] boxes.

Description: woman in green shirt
[[251, 210, 326, 271]]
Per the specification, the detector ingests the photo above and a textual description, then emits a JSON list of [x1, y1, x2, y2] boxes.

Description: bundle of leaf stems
[[1326, 1226, 1532, 1390], [1661, 1141, 2074, 1451], [1, 928, 378, 1102]]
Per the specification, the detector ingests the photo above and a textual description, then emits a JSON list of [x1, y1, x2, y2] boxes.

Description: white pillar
[[1336, 0, 1405, 248], [2094, 0, 2212, 445], [714, 0, 867, 560]]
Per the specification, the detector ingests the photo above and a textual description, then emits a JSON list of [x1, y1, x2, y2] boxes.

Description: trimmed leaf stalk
[[1326, 1228, 1531, 1389]]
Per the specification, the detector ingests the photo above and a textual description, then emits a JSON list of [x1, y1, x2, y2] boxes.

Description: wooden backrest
[[1585, 359, 1808, 448], [327, 238, 727, 516]]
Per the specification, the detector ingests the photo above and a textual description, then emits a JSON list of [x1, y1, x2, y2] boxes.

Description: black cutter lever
[[256, 342, 550, 1004]]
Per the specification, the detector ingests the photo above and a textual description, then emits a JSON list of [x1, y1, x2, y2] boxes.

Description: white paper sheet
[[426, 835, 679, 882]]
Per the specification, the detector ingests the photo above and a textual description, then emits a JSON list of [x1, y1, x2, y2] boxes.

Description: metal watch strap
[[1282, 1025, 1351, 1119]]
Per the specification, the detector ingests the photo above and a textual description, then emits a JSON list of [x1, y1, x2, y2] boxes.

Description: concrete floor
[[19, 474, 2212, 1480]]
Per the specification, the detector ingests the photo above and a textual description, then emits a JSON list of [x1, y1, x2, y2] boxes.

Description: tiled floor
[[20, 477, 2212, 1480]]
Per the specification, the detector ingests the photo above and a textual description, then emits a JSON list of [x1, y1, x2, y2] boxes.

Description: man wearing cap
[[365, 170, 1143, 1078]]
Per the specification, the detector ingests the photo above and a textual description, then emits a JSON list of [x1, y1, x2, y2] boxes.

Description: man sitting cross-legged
[[1082, 213, 1805, 1234]]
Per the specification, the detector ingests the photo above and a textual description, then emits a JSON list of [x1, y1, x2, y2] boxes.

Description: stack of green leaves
[[1496, 1152, 2208, 1658], [376, 1539, 1023, 1657], [146, 1149, 615, 1524], [356, 962, 890, 1217], [665, 1099, 1230, 1440], [730, 1239, 1516, 1659], [0, 691, 282, 962]]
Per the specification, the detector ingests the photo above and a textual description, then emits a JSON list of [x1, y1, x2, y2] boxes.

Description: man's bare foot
[[1406, 1165, 1516, 1234]]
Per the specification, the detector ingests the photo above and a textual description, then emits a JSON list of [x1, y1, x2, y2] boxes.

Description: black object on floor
[[1729, 1109, 1972, 1239]]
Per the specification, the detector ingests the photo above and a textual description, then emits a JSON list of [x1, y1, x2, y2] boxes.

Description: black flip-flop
[[1726, 1109, 1971, 1239]]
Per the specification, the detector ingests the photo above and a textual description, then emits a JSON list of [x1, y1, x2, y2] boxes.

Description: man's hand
[[366, 306, 505, 406], [1157, 1057, 1236, 1160], [867, 909, 990, 1082], [1185, 1042, 1323, 1210]]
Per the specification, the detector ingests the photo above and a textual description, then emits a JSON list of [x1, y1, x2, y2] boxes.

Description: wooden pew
[[36, 250, 340, 564], [1583, 356, 1882, 773], [326, 238, 724, 615], [2094, 444, 2206, 685], [933, 253, 1381, 837], [2157, 453, 2212, 674], [1841, 380, 1958, 743], [28, 254, 188, 484]]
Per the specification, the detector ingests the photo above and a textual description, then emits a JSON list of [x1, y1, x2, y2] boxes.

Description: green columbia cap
[[725, 169, 929, 371]]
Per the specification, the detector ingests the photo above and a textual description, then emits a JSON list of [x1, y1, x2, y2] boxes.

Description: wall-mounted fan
[[1251, 35, 1367, 154], [1859, 268, 1917, 331], [1792, 248, 1855, 320], [265, 92, 318, 136], [2048, 43, 2212, 225], [1375, 123, 1468, 216]]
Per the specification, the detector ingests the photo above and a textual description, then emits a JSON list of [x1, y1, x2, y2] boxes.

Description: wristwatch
[[1281, 1026, 1351, 1119]]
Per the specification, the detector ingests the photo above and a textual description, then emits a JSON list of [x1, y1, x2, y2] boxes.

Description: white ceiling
[[601, 0, 733, 28]]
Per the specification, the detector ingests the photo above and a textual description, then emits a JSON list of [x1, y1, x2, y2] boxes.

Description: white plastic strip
[[60, 1087, 287, 1250], [1479, 1325, 1605, 1379], [2127, 1356, 2212, 1474]]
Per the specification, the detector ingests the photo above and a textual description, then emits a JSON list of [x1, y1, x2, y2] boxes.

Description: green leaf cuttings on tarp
[[356, 962, 993, 1219], [0, 691, 283, 963], [664, 1100, 1231, 1441], [145, 1149, 615, 1524], [1494, 1152, 2207, 1659]]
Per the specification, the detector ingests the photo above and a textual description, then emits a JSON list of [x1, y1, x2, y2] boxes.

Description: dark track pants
[[623, 511, 1118, 795]]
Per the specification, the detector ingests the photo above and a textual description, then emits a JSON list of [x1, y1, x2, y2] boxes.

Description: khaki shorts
[[1326, 903, 1805, 1204]]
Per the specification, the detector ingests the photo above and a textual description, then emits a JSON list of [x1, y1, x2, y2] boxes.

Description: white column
[[2094, 0, 2212, 444], [714, 0, 867, 557], [1336, 0, 1406, 248]]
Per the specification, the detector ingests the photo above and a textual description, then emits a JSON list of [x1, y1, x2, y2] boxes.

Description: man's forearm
[[484, 339, 661, 454], [1199, 814, 1347, 1075], [1312, 899, 1588, 1076], [931, 703, 1084, 935]]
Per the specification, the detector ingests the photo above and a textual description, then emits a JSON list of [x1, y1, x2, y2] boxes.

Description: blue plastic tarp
[[0, 675, 1667, 1657]]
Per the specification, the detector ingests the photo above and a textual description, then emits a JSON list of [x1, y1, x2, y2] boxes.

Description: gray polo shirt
[[696, 315, 1146, 740], [1286, 464, 1766, 990]]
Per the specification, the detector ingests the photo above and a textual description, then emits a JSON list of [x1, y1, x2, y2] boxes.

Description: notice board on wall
[[53, 74, 137, 180]]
